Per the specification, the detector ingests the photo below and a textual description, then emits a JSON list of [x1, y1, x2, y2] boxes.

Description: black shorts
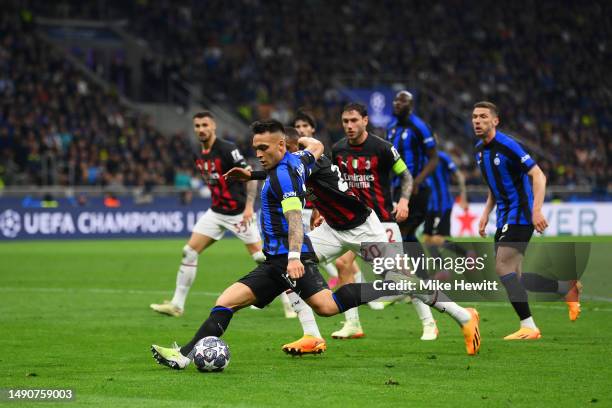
[[237, 255, 328, 308], [423, 209, 452, 236], [494, 224, 534, 255], [395, 185, 430, 233]]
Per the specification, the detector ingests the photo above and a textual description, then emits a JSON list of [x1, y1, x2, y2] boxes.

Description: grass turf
[[1, 238, 611, 407]]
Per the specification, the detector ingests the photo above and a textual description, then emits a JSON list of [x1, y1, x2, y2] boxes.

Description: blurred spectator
[[0, 8, 196, 190], [2, 0, 610, 191]]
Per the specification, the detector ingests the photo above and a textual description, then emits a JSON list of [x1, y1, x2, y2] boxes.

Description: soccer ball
[[193, 336, 230, 372]]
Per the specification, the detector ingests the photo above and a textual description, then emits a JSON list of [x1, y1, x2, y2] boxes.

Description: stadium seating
[[1, 1, 609, 192]]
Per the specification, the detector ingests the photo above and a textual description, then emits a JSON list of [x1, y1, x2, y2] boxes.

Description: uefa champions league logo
[[369, 91, 392, 127], [0, 209, 21, 238]]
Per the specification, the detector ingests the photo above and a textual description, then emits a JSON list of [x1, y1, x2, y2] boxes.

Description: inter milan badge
[[494, 154, 501, 166], [401, 130, 408, 140]]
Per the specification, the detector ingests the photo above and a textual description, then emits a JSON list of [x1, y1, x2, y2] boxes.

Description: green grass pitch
[[1, 237, 611, 407]]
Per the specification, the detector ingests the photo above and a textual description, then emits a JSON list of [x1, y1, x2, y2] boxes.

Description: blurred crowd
[[1, 1, 610, 192], [0, 11, 197, 191]]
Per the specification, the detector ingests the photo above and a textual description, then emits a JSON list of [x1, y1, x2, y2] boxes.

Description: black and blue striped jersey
[[427, 151, 457, 213], [475, 131, 536, 228], [386, 113, 436, 190], [260, 150, 316, 256]]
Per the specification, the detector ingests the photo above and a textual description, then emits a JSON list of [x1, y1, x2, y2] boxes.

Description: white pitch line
[[0, 286, 219, 297], [1, 287, 611, 312], [471, 302, 612, 312]]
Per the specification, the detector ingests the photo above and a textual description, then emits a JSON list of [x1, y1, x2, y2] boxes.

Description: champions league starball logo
[[0, 209, 21, 238], [369, 91, 392, 127]]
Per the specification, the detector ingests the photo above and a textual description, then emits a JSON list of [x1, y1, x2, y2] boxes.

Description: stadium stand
[[1, 1, 609, 193]]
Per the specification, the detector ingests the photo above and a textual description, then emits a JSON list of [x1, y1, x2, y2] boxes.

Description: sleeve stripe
[[268, 169, 282, 199], [281, 197, 302, 213], [392, 159, 408, 175]]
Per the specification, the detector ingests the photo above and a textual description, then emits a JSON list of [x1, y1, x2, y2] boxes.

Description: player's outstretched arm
[[297, 137, 324, 161], [243, 179, 258, 225], [528, 165, 548, 233], [223, 167, 252, 181]]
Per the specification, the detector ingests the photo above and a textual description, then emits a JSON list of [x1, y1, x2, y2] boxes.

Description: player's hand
[[532, 211, 548, 234], [242, 205, 254, 226], [393, 198, 409, 223], [312, 215, 325, 229], [310, 211, 325, 231], [223, 167, 251, 181], [287, 259, 304, 279], [478, 214, 489, 238]]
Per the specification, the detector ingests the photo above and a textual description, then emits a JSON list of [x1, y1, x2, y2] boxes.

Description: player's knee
[[251, 250, 266, 264], [495, 260, 515, 276], [183, 245, 199, 263], [431, 236, 445, 246], [310, 301, 338, 317], [335, 257, 348, 271]]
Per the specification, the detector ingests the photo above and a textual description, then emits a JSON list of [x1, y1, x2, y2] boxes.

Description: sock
[[251, 250, 266, 264], [180, 306, 233, 357], [520, 273, 558, 293], [520, 316, 537, 329], [279, 291, 292, 308], [413, 290, 471, 325], [171, 245, 199, 310], [442, 240, 467, 256], [332, 282, 400, 313], [286, 291, 321, 338], [344, 307, 360, 324], [500, 272, 532, 320], [412, 298, 435, 325], [427, 245, 442, 259], [404, 235, 429, 279], [520, 273, 571, 297], [557, 281, 571, 295], [323, 262, 338, 278]]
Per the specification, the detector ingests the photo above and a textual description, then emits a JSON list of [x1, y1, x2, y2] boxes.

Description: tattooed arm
[[399, 168, 413, 200], [285, 209, 305, 279], [392, 168, 413, 223], [242, 179, 258, 225]]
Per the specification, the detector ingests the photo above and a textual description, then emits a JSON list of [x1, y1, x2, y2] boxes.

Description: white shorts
[[307, 211, 389, 263], [302, 208, 314, 233], [192, 209, 261, 244], [381, 222, 402, 244]]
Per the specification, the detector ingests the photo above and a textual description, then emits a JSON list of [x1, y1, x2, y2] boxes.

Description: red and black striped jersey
[[306, 155, 371, 231], [195, 138, 250, 215], [332, 133, 402, 222]]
